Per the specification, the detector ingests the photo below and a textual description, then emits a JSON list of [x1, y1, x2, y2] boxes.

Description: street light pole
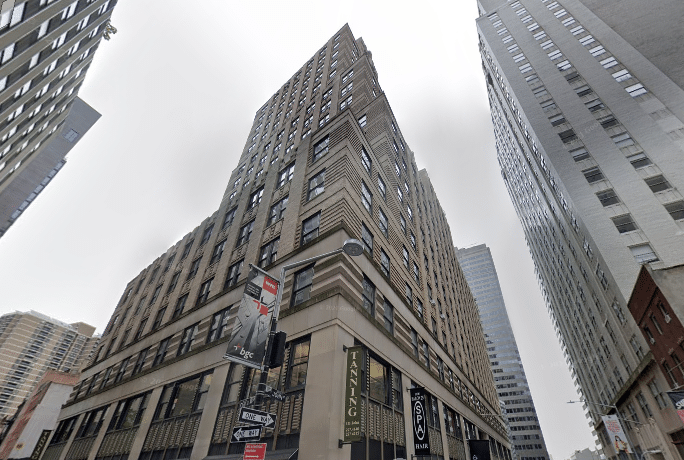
[[253, 238, 364, 406]]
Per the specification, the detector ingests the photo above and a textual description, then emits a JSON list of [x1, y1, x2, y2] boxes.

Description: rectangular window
[[575, 85, 593, 97], [197, 278, 214, 305], [626, 83, 647, 97], [248, 188, 264, 209], [361, 181, 372, 212], [570, 147, 590, 161], [313, 136, 329, 162], [378, 208, 388, 236], [360, 147, 372, 173], [268, 196, 288, 225], [583, 166, 604, 183], [665, 201, 684, 221], [645, 175, 671, 193], [380, 249, 390, 277], [153, 338, 171, 366], [292, 266, 314, 306], [628, 152, 651, 168], [413, 262, 420, 283], [410, 329, 419, 359], [612, 214, 637, 233], [132, 348, 149, 376], [173, 293, 188, 319], [259, 238, 279, 268], [236, 221, 255, 246], [207, 306, 232, 343], [636, 392, 653, 417], [559, 129, 578, 143], [585, 98, 605, 112], [200, 224, 214, 245], [383, 300, 394, 334], [210, 240, 226, 265], [416, 299, 423, 320], [308, 170, 325, 200], [358, 114, 367, 128], [402, 246, 409, 268], [361, 223, 373, 256], [152, 307, 166, 330], [225, 259, 243, 288], [288, 338, 311, 388], [362, 275, 375, 315], [422, 341, 430, 370], [405, 283, 413, 308], [177, 324, 199, 357], [301, 212, 320, 245], [187, 258, 202, 281], [277, 162, 295, 188], [596, 189, 620, 206]]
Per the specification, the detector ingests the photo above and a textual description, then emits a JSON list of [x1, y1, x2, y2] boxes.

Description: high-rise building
[[43, 25, 512, 460], [0, 311, 98, 423], [476, 0, 684, 457], [457, 244, 550, 460], [0, 0, 117, 238]]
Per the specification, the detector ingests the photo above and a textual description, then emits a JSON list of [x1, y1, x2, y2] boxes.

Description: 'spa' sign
[[410, 387, 431, 456]]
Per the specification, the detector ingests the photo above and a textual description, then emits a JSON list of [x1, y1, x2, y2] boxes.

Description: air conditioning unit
[[440, 314, 446, 320], [429, 300, 436, 306]]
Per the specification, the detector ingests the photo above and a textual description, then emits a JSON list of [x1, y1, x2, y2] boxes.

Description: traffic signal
[[268, 331, 287, 368]]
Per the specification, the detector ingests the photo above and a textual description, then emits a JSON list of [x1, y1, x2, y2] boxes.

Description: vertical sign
[[224, 268, 279, 369], [344, 346, 363, 442], [668, 391, 684, 425], [601, 415, 631, 454], [30, 430, 51, 460], [468, 439, 491, 460], [410, 387, 431, 456]]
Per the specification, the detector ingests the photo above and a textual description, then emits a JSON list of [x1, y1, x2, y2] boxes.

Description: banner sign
[[344, 346, 363, 442], [468, 439, 491, 460], [224, 268, 279, 369], [410, 387, 431, 456], [668, 391, 684, 425], [602, 414, 631, 454]]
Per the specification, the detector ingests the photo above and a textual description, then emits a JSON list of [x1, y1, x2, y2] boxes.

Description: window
[[236, 221, 254, 246], [380, 249, 390, 277], [210, 240, 226, 265], [225, 259, 243, 288], [362, 275, 375, 315], [358, 114, 367, 128], [410, 329, 419, 359], [636, 392, 653, 418], [152, 307, 166, 330], [259, 238, 279, 267], [359, 147, 372, 173], [381, 300, 395, 335], [177, 324, 199, 357], [570, 147, 590, 162], [378, 208, 388, 236], [358, 223, 373, 257], [585, 98, 605, 112], [200, 224, 214, 246], [278, 162, 295, 188], [288, 339, 311, 388], [307, 170, 325, 200], [248, 187, 264, 209], [187, 258, 202, 280], [114, 357, 130, 384], [134, 319, 148, 342], [612, 214, 637, 233], [361, 182, 372, 212], [665, 201, 684, 221], [630, 244, 658, 264], [405, 283, 413, 308], [197, 278, 214, 305], [422, 341, 430, 370], [173, 294, 188, 319], [416, 299, 424, 320], [377, 178, 387, 201], [292, 265, 314, 307], [413, 262, 420, 283], [645, 175, 671, 193], [268, 196, 288, 225], [589, 45, 606, 57], [153, 338, 171, 366], [583, 166, 604, 183], [313, 136, 329, 162], [207, 306, 232, 343], [108, 392, 150, 431], [402, 246, 409, 268], [626, 152, 651, 169], [154, 372, 213, 420], [626, 83, 647, 97], [596, 189, 620, 206], [400, 214, 406, 234], [368, 354, 390, 405], [407, 205, 413, 221], [131, 349, 149, 376], [559, 129, 577, 143], [301, 212, 321, 245]]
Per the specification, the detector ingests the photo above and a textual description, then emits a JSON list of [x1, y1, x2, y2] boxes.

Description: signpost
[[231, 425, 262, 443], [244, 443, 267, 460], [410, 387, 431, 456], [239, 407, 277, 429]]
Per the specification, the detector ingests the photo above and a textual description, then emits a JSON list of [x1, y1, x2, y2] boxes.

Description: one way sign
[[232, 424, 262, 443], [239, 407, 277, 429]]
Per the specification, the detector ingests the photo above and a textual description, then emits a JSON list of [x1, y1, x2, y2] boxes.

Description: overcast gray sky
[[0, 1, 596, 458]]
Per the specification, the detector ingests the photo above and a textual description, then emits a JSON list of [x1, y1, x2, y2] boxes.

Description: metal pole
[[253, 247, 347, 407]]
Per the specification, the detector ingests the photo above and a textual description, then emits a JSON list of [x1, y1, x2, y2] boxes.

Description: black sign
[[468, 439, 491, 460], [410, 387, 430, 456], [239, 407, 277, 428], [30, 430, 51, 460], [239, 396, 257, 408], [258, 383, 285, 402], [232, 424, 263, 443]]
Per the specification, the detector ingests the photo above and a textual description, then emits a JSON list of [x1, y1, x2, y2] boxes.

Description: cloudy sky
[[0, 1, 596, 458]]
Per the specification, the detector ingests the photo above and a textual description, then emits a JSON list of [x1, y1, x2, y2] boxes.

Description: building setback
[[457, 244, 550, 460], [0, 311, 98, 424], [43, 25, 512, 460], [476, 0, 684, 458], [0, 0, 116, 238]]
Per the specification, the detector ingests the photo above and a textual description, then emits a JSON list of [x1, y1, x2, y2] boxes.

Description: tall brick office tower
[[44, 25, 511, 460], [0, 0, 117, 238], [476, 0, 684, 457]]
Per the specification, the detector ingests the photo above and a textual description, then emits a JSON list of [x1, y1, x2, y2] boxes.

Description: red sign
[[244, 443, 267, 460]]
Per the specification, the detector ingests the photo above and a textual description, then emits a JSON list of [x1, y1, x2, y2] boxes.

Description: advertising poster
[[668, 391, 684, 425], [602, 414, 631, 454], [410, 387, 431, 456], [224, 268, 279, 369]]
